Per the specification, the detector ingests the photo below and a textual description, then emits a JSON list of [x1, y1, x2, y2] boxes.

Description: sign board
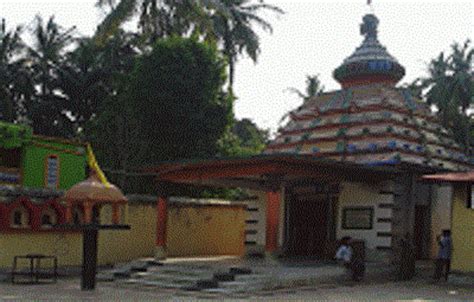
[[342, 207, 373, 230]]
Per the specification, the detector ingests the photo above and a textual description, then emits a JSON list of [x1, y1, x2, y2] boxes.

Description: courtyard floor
[[1, 257, 473, 301], [1, 276, 473, 301]]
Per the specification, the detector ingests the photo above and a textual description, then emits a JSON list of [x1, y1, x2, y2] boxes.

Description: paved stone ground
[[1, 257, 473, 301], [1, 275, 473, 301]]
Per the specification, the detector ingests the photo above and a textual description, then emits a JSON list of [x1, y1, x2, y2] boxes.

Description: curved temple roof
[[267, 14, 472, 172], [334, 14, 405, 88]]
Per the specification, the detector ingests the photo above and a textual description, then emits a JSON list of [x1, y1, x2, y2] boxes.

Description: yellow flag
[[86, 143, 111, 188]]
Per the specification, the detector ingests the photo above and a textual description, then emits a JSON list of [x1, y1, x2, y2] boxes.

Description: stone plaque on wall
[[342, 207, 373, 230]]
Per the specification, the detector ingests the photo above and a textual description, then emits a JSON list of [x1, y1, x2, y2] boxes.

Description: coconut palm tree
[[95, 0, 283, 89], [448, 40, 474, 151], [27, 16, 76, 136], [0, 19, 32, 122], [211, 0, 284, 89], [57, 31, 139, 133], [420, 40, 474, 152], [94, 0, 221, 44], [287, 75, 325, 103]]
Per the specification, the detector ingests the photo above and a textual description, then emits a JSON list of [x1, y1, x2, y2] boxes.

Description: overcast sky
[[1, 0, 473, 133]]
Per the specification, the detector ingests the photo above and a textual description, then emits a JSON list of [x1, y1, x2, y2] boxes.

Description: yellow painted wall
[[0, 202, 246, 268], [97, 203, 156, 266], [0, 204, 155, 269], [0, 233, 83, 268], [429, 185, 452, 259], [166, 205, 246, 257], [451, 184, 474, 273]]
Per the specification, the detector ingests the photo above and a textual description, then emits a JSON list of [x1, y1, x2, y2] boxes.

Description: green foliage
[[0, 19, 33, 123], [95, 0, 284, 89], [218, 117, 269, 157], [0, 121, 32, 148], [130, 36, 231, 162], [86, 36, 231, 193], [25, 16, 77, 137], [287, 75, 325, 103], [413, 39, 474, 152]]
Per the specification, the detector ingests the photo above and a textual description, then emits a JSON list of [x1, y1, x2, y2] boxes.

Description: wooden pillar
[[155, 196, 168, 259], [265, 191, 281, 255], [83, 202, 93, 224], [112, 204, 120, 224]]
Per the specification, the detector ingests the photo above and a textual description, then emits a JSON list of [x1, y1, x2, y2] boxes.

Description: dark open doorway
[[285, 182, 330, 258]]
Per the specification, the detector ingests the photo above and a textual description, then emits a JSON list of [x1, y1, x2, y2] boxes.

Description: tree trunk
[[229, 58, 235, 91]]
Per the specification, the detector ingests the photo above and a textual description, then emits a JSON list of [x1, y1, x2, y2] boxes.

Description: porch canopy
[[147, 154, 400, 191], [145, 154, 401, 258], [422, 171, 474, 183]]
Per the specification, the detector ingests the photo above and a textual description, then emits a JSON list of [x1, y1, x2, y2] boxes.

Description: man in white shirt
[[335, 236, 353, 268]]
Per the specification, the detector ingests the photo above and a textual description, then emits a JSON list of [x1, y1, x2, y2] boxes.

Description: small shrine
[[265, 14, 472, 171], [64, 170, 127, 225]]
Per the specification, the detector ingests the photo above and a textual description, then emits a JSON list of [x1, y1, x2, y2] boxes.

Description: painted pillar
[[265, 191, 281, 256], [65, 202, 72, 224], [83, 202, 93, 224], [155, 196, 168, 259], [112, 204, 120, 224]]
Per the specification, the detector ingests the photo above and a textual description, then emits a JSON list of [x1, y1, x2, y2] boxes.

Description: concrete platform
[[98, 256, 394, 293]]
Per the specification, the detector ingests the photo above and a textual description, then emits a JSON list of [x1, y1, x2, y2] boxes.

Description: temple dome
[[64, 171, 126, 203], [334, 14, 405, 88]]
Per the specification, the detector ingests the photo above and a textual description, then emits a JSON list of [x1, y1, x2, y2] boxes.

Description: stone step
[[216, 281, 267, 293], [147, 267, 211, 276], [234, 274, 273, 282], [140, 274, 208, 284], [213, 272, 235, 282], [131, 279, 196, 289], [195, 279, 219, 289], [229, 267, 252, 275], [96, 272, 115, 282]]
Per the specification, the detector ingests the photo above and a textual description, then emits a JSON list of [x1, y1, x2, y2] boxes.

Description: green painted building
[[0, 121, 86, 190]]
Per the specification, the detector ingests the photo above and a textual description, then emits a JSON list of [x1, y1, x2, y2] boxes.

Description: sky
[[1, 0, 473, 134]]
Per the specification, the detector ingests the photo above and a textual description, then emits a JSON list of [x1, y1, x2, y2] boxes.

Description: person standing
[[335, 236, 364, 281], [335, 236, 353, 268], [434, 229, 452, 281]]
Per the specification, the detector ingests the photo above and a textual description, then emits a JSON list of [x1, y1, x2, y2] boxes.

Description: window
[[342, 207, 374, 230], [40, 207, 58, 228], [72, 207, 83, 225], [45, 155, 59, 189], [41, 214, 52, 226], [10, 206, 30, 228], [13, 211, 22, 225]]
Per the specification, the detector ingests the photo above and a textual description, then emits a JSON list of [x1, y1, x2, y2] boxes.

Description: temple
[[265, 14, 471, 171], [149, 13, 473, 264]]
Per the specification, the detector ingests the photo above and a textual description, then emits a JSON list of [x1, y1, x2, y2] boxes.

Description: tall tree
[[87, 36, 232, 193], [287, 74, 325, 103], [218, 117, 268, 156], [0, 19, 32, 122], [26, 16, 76, 137], [211, 0, 283, 89], [417, 40, 474, 152], [94, 0, 219, 44], [129, 36, 232, 162], [95, 0, 283, 89], [57, 31, 138, 133]]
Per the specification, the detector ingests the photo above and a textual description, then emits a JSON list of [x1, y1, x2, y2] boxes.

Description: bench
[[11, 254, 58, 284]]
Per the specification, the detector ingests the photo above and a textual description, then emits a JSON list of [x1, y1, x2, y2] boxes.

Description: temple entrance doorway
[[285, 182, 332, 258]]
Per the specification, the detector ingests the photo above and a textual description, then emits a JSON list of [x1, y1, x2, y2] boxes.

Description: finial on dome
[[360, 14, 379, 40]]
